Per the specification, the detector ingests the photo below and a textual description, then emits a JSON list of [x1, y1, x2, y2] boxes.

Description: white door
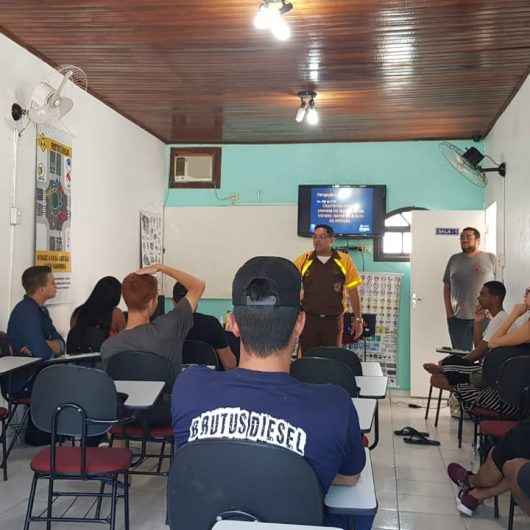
[[410, 210, 485, 397]]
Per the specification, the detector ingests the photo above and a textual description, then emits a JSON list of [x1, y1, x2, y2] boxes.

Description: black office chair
[[167, 440, 323, 529], [23, 365, 131, 530], [105, 351, 175, 475], [305, 346, 362, 376], [290, 357, 360, 397], [182, 340, 220, 369]]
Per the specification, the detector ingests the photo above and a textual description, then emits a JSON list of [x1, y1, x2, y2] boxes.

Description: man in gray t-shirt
[[101, 263, 205, 425], [443, 227, 496, 351]]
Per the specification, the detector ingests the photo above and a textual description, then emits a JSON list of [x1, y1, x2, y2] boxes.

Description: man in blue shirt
[[172, 257, 365, 528], [7, 265, 64, 359]]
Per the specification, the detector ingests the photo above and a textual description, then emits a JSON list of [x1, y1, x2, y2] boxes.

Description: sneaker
[[456, 487, 479, 516], [447, 463, 472, 488]]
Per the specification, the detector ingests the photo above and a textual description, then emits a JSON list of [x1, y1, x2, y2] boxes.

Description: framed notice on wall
[[35, 125, 72, 305]]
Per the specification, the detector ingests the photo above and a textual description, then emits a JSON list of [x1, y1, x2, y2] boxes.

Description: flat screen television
[[297, 184, 386, 238]]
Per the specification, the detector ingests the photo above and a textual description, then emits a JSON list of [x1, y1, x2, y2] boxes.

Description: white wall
[[0, 34, 166, 336], [485, 73, 530, 307]]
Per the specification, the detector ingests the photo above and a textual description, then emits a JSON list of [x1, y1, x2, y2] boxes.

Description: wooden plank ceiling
[[2, 0, 530, 144]]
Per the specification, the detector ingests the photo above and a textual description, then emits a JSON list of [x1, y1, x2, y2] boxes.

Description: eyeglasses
[[312, 235, 331, 241]]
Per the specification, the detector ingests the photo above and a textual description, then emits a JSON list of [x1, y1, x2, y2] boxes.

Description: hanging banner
[[346, 272, 402, 387], [35, 125, 72, 305]]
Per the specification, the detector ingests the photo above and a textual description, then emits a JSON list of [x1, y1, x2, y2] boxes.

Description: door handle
[[412, 294, 423, 304]]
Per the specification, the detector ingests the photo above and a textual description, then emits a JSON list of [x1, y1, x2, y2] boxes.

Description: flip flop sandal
[[394, 426, 429, 437], [403, 432, 441, 446]]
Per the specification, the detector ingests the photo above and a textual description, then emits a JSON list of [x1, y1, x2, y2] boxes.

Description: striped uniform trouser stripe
[[454, 384, 519, 417]]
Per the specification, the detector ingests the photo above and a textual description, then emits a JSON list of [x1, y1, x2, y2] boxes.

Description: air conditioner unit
[[172, 154, 213, 183]]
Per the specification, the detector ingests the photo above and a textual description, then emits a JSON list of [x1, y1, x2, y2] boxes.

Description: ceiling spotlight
[[271, 17, 291, 41], [306, 100, 319, 126], [295, 101, 306, 123], [296, 91, 319, 126], [254, 0, 293, 41], [279, 1, 294, 14], [254, 4, 272, 29]]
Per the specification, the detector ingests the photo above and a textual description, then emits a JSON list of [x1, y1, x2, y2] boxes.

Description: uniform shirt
[[443, 251, 496, 320], [101, 298, 193, 376], [483, 310, 508, 343], [171, 366, 366, 495], [7, 296, 64, 359], [294, 250, 362, 316]]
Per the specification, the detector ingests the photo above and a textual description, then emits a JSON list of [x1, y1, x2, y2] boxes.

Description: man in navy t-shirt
[[172, 256, 365, 528]]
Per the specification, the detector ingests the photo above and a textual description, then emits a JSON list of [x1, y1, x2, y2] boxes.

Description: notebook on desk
[[436, 346, 470, 355]]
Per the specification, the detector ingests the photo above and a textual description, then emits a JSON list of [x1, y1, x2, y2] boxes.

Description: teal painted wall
[[165, 141, 484, 389]]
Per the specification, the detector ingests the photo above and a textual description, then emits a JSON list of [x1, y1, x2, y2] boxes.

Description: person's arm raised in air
[[136, 263, 206, 311]]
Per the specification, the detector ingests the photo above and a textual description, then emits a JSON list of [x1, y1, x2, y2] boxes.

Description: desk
[[47, 352, 101, 364], [355, 376, 388, 399], [352, 398, 376, 433], [0, 356, 40, 376], [361, 362, 383, 377], [115, 380, 165, 409], [325, 448, 377, 515], [354, 376, 387, 450], [213, 523, 340, 530]]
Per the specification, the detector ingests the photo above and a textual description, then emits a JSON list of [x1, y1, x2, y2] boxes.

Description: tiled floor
[[1, 392, 529, 529]]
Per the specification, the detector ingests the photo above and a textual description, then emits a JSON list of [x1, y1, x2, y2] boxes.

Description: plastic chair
[[183, 339, 220, 369], [23, 364, 131, 530], [305, 346, 362, 376], [168, 440, 323, 529], [105, 351, 175, 475], [290, 357, 360, 397]]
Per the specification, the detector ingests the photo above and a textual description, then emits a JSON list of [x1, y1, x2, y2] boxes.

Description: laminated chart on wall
[[35, 125, 72, 305], [139, 211, 163, 267], [346, 272, 403, 387]]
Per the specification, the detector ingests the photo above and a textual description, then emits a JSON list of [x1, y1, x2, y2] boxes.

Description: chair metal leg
[[508, 494, 515, 530], [425, 384, 433, 420], [156, 441, 166, 473], [434, 388, 443, 427], [5, 405, 30, 461], [123, 471, 130, 530], [23, 473, 38, 530], [1, 418, 7, 481], [95, 480, 106, 518], [109, 476, 119, 530], [46, 478, 54, 530], [458, 403, 464, 448]]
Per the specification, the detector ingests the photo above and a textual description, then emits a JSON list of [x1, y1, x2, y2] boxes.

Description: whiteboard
[[163, 205, 311, 298]]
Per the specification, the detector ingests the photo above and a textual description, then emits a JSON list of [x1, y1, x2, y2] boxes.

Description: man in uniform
[[294, 224, 363, 353]]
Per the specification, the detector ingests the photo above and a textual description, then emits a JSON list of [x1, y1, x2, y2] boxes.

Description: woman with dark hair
[[67, 276, 125, 354]]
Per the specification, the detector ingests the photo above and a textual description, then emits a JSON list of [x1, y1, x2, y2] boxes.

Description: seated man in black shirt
[[173, 282, 237, 370]]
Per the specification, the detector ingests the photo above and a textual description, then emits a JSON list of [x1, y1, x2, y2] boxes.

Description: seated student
[[67, 276, 126, 354], [101, 263, 204, 425], [504, 457, 530, 517], [450, 287, 530, 417], [447, 421, 530, 516], [7, 265, 64, 359], [172, 257, 366, 529], [423, 281, 507, 388], [172, 282, 237, 370]]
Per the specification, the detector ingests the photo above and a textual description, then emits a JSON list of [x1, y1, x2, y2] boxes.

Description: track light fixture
[[296, 91, 319, 126], [254, 0, 293, 41]]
